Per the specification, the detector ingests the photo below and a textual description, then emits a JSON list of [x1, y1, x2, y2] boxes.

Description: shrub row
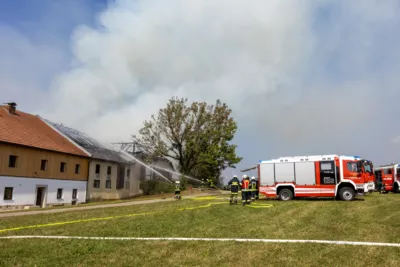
[[140, 180, 175, 195]]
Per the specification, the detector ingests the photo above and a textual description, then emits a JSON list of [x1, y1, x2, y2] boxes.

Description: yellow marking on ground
[[0, 199, 274, 233], [178, 202, 227, 210], [192, 196, 221, 201], [0, 212, 154, 233], [245, 203, 274, 209]]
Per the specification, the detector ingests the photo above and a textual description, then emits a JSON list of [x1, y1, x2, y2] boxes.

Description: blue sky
[[0, 0, 106, 27], [0, 0, 109, 101], [0, 0, 107, 44], [2, 0, 400, 182]]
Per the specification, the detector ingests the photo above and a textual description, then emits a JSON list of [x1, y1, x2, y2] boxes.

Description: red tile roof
[[0, 105, 89, 157]]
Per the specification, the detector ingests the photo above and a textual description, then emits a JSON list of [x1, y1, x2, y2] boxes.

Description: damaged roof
[[44, 119, 132, 164]]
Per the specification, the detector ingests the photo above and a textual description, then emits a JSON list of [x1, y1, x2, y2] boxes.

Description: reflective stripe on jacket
[[250, 181, 257, 191]]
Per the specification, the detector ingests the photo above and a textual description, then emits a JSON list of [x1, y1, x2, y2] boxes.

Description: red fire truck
[[255, 155, 370, 201], [374, 163, 400, 193]]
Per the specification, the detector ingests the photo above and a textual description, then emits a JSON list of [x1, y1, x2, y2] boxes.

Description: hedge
[[140, 180, 175, 195]]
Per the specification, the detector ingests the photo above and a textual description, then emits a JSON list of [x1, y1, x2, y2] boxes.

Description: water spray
[[149, 165, 225, 192], [149, 165, 202, 183], [115, 143, 218, 187], [119, 150, 173, 184]]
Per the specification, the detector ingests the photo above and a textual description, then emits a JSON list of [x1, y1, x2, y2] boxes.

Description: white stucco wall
[[0, 176, 87, 206]]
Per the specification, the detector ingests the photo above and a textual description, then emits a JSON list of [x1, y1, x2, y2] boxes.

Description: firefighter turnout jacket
[[228, 177, 240, 193], [241, 179, 250, 191], [250, 179, 257, 192], [175, 184, 181, 192]]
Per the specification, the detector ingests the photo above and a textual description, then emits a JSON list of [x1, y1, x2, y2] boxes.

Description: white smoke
[[6, 0, 400, 171], [42, 0, 315, 136]]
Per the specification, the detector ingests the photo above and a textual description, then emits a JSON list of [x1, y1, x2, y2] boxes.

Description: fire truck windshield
[[364, 163, 372, 173]]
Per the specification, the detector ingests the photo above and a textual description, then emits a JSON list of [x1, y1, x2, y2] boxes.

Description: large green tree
[[133, 97, 242, 180]]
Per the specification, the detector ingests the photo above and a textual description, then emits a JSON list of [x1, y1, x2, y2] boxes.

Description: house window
[[106, 180, 111, 189], [127, 168, 130, 178], [95, 164, 100, 178], [57, 188, 63, 199], [125, 181, 130, 190], [95, 164, 100, 173], [75, 164, 80, 174], [8, 155, 17, 168], [40, 159, 48, 171], [93, 180, 100, 188], [60, 162, 66, 173], [117, 164, 125, 189], [72, 189, 78, 199], [3, 187, 13, 200], [107, 166, 112, 181]]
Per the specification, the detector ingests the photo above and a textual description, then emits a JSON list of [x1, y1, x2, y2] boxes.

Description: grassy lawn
[[0, 188, 215, 214], [1, 193, 400, 266]]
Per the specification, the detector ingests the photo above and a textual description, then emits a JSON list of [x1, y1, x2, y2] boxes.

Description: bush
[[140, 180, 175, 195]]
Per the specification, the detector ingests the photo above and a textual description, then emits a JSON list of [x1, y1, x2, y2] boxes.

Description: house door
[[36, 187, 46, 207]]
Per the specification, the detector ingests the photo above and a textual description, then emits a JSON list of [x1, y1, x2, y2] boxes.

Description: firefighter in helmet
[[241, 174, 250, 205], [228, 175, 240, 204], [174, 180, 181, 199], [246, 176, 251, 203], [255, 177, 260, 200], [250, 176, 257, 202]]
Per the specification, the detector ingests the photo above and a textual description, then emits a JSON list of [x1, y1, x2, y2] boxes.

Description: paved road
[[0, 191, 228, 218]]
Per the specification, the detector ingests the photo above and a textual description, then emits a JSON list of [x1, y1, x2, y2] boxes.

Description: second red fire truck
[[256, 154, 371, 201], [374, 163, 400, 193]]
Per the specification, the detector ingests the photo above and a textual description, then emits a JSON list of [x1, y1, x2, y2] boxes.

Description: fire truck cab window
[[346, 162, 359, 172], [383, 169, 392, 175], [364, 164, 372, 173]]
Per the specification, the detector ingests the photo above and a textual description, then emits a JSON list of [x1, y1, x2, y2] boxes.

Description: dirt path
[[0, 191, 228, 218]]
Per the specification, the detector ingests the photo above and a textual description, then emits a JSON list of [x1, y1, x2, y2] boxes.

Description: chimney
[[7, 102, 17, 115]]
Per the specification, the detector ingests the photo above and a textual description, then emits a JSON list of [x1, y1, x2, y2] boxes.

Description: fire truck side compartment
[[275, 162, 295, 183], [259, 163, 274, 186], [294, 161, 316, 185]]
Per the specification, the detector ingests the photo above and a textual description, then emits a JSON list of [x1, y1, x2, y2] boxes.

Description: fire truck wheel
[[338, 187, 355, 201], [278, 188, 293, 201]]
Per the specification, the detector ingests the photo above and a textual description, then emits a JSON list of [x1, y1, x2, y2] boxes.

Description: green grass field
[[1, 193, 400, 266], [0, 189, 209, 214]]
